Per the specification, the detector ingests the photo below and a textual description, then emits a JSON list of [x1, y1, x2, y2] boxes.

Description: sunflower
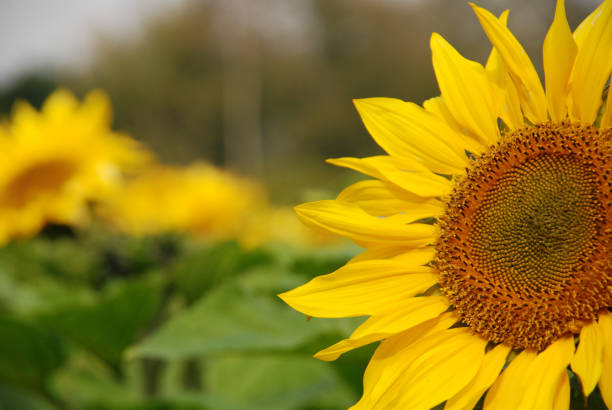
[[239, 206, 344, 249], [98, 163, 263, 239], [0, 89, 149, 244], [279, 1, 612, 408]]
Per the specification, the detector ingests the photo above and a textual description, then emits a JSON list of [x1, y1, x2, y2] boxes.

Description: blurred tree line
[[0, 0, 596, 202]]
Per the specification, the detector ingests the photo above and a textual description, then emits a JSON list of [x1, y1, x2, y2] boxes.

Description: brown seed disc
[[2, 160, 77, 208], [435, 123, 612, 350]]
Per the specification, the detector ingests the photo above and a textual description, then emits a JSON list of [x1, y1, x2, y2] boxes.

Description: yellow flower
[[99, 163, 263, 239], [280, 1, 612, 408], [0, 89, 149, 244], [239, 206, 343, 249]]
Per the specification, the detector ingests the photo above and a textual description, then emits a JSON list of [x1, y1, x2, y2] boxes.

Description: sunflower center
[[471, 154, 600, 296], [2, 160, 77, 208], [436, 123, 612, 350]]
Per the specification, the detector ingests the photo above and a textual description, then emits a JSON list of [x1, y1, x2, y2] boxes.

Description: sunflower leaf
[[127, 282, 358, 360]]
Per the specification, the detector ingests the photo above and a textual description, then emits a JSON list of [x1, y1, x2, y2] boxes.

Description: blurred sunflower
[[0, 89, 149, 244], [239, 206, 343, 249], [99, 163, 263, 239], [280, 1, 612, 409]]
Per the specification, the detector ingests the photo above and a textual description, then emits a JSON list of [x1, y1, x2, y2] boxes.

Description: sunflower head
[[98, 163, 263, 239], [0, 89, 151, 244], [436, 122, 612, 351], [280, 0, 612, 408]]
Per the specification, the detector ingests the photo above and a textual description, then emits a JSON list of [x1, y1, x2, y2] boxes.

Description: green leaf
[[200, 354, 356, 410], [0, 237, 99, 284], [50, 350, 139, 410], [37, 274, 165, 367], [0, 383, 55, 410], [172, 241, 273, 304], [95, 234, 182, 280], [326, 341, 376, 397], [289, 247, 356, 278], [236, 265, 310, 297], [0, 315, 66, 391], [0, 269, 93, 316], [128, 283, 357, 360], [154, 354, 356, 410]]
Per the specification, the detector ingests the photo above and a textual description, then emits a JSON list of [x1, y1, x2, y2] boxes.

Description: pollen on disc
[[435, 123, 612, 351], [471, 154, 598, 296]]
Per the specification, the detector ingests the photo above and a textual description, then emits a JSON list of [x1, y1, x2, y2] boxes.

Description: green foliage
[[198, 354, 357, 410], [0, 232, 362, 409], [38, 274, 165, 368], [0, 315, 66, 391], [172, 241, 273, 304], [128, 282, 356, 360], [0, 383, 56, 410]]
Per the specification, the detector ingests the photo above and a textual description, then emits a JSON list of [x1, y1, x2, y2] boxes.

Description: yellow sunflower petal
[[485, 55, 524, 131], [328, 155, 427, 176], [348, 246, 434, 264], [353, 98, 468, 174], [543, 0, 577, 122], [484, 350, 538, 410], [357, 312, 459, 399], [567, 2, 604, 120], [573, 0, 604, 47], [350, 296, 448, 339], [314, 334, 380, 363], [314, 296, 449, 361], [336, 179, 443, 217], [569, 0, 612, 125], [484, 10, 524, 131], [353, 328, 487, 410], [470, 3, 547, 124], [598, 310, 612, 409], [317, 312, 456, 363], [553, 370, 570, 410], [444, 343, 511, 410], [430, 32, 500, 145], [600, 83, 612, 129], [570, 321, 604, 397], [390, 247, 436, 264], [422, 96, 486, 154], [362, 157, 451, 198], [80, 89, 112, 128], [327, 156, 451, 197], [294, 200, 437, 245], [278, 259, 437, 318], [374, 211, 438, 229], [518, 336, 575, 410], [40, 89, 79, 121], [9, 101, 39, 138]]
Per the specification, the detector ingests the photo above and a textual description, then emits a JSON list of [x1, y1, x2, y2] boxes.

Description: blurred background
[[0, 1, 606, 410], [0, 0, 600, 203]]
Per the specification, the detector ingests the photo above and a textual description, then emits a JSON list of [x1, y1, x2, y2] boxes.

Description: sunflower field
[[0, 89, 373, 410], [1, 0, 612, 410]]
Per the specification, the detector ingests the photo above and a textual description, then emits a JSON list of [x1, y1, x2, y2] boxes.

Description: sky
[[0, 0, 187, 86]]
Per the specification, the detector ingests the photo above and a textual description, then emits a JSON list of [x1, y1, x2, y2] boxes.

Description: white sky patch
[[0, 0, 186, 87]]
